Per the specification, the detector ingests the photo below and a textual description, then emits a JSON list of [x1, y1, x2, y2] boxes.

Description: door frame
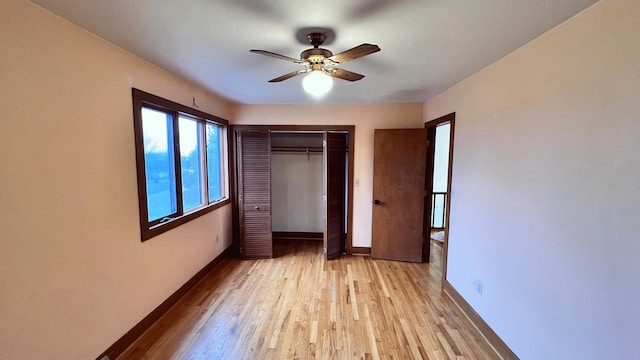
[[231, 124, 355, 255], [424, 113, 455, 284]]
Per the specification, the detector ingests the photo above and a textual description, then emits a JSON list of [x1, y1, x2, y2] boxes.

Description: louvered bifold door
[[237, 130, 272, 259], [324, 132, 347, 260]]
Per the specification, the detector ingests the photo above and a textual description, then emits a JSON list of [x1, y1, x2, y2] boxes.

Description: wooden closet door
[[237, 130, 272, 259], [324, 132, 346, 260]]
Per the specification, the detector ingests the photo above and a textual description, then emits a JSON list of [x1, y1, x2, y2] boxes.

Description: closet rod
[[271, 146, 323, 153]]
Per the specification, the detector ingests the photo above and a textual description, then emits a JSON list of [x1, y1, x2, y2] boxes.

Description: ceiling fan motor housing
[[307, 32, 326, 47], [301, 48, 333, 64]]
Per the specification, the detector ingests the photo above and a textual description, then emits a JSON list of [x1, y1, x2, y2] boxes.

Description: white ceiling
[[30, 0, 598, 104]]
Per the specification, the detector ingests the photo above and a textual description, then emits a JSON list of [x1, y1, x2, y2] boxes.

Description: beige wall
[[232, 104, 424, 247], [0, 1, 234, 359], [424, 0, 640, 358]]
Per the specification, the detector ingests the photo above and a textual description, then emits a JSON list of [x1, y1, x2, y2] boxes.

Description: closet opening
[[271, 132, 325, 257], [232, 125, 354, 260]]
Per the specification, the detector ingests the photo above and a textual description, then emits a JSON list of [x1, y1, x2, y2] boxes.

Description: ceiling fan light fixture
[[251, 31, 380, 95], [302, 71, 333, 97]]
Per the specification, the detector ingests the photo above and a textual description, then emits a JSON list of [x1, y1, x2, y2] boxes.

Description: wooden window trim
[[132, 88, 230, 241]]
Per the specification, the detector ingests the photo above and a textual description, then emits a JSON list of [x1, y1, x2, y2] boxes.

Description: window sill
[[141, 198, 230, 241]]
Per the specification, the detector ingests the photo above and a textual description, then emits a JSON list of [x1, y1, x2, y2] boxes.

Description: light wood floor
[[118, 240, 498, 359]]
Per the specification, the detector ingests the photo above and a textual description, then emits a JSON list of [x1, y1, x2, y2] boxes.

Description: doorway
[[232, 125, 354, 260], [424, 113, 455, 281]]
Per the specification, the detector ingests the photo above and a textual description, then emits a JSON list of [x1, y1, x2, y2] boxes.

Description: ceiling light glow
[[302, 71, 333, 97]]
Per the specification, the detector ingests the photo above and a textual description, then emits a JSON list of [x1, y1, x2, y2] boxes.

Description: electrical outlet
[[473, 279, 483, 295], [355, 178, 360, 187]]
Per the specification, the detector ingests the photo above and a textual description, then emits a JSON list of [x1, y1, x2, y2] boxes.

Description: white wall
[[271, 152, 324, 233], [232, 104, 424, 247], [424, 0, 640, 358], [0, 1, 234, 359]]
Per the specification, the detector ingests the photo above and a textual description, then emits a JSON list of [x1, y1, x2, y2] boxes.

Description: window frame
[[132, 88, 230, 241]]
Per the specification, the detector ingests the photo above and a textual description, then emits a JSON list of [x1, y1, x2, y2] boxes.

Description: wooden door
[[237, 130, 272, 259], [371, 129, 427, 262], [323, 132, 346, 260]]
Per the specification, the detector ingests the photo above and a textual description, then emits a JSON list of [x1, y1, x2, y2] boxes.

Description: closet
[[270, 133, 324, 239], [234, 126, 352, 260]]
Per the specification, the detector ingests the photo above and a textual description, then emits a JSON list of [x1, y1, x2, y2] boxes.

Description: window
[[132, 89, 229, 241]]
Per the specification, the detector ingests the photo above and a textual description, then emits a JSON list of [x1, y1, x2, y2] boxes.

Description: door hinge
[[323, 248, 327, 254], [323, 140, 326, 147], [426, 140, 431, 146], [240, 247, 243, 254]]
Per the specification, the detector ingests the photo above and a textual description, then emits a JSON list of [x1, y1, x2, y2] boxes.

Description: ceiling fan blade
[[250, 49, 303, 63], [327, 68, 365, 82], [328, 44, 380, 64], [268, 69, 308, 82]]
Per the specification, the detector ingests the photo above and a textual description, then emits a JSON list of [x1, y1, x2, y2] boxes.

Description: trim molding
[[443, 280, 519, 360], [95, 246, 233, 360], [351, 247, 371, 255], [272, 231, 323, 241]]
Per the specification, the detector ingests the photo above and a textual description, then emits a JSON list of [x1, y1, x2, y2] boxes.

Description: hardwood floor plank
[[118, 240, 498, 360], [370, 260, 390, 298], [363, 303, 380, 360], [436, 330, 458, 360], [417, 329, 445, 360], [346, 264, 360, 321], [400, 318, 423, 360], [310, 320, 319, 344]]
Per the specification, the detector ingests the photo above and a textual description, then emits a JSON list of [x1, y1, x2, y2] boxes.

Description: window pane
[[179, 116, 204, 212], [142, 107, 177, 222], [206, 123, 223, 202]]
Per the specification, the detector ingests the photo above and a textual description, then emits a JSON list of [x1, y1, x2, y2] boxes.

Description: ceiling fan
[[250, 32, 380, 95]]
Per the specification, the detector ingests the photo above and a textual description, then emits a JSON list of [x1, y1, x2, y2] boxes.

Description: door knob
[[254, 206, 260, 210], [373, 199, 380, 205]]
